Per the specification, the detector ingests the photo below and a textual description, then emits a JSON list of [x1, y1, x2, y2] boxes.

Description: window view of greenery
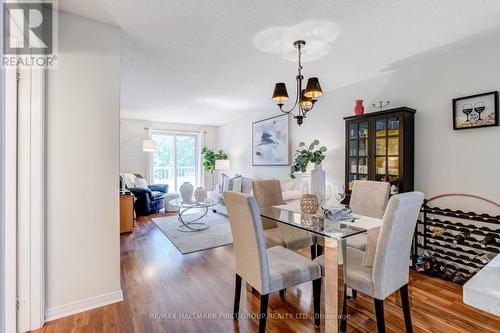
[[153, 134, 197, 191]]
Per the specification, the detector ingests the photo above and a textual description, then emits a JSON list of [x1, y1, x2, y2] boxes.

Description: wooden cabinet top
[[343, 107, 416, 120]]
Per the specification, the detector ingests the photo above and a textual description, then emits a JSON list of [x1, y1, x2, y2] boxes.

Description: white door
[[151, 132, 199, 192]]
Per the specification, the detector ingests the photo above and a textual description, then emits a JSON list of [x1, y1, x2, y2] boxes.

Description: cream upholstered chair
[[347, 180, 390, 251], [315, 180, 390, 265], [224, 192, 322, 332], [252, 180, 315, 255], [316, 192, 424, 333]]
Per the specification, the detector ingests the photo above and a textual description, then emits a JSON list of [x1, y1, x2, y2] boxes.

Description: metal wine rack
[[412, 193, 500, 284]]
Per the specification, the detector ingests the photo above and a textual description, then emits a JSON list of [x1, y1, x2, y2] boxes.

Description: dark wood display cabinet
[[343, 107, 415, 202]]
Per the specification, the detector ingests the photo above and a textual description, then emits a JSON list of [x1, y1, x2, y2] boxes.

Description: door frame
[[16, 65, 46, 332]]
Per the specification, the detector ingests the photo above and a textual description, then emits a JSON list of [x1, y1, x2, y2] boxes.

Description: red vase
[[354, 100, 364, 115]]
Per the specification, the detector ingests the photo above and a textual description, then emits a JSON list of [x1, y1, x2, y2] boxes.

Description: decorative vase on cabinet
[[180, 182, 194, 203], [354, 99, 365, 115]]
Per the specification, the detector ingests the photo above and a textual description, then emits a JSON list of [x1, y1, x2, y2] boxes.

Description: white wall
[[45, 13, 122, 319], [120, 119, 218, 189], [217, 34, 500, 206]]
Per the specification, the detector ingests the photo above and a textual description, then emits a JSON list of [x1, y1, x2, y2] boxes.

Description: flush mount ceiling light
[[254, 20, 340, 62], [272, 40, 323, 126]]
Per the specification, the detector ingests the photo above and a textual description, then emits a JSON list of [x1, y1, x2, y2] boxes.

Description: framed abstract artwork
[[453, 91, 498, 130], [252, 114, 291, 166]]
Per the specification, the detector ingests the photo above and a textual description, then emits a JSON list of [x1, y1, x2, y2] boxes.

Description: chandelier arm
[[277, 75, 301, 114]]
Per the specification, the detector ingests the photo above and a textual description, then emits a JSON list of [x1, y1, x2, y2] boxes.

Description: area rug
[[152, 213, 233, 254]]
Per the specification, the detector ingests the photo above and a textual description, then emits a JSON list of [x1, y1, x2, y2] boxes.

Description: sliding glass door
[[152, 132, 199, 192]]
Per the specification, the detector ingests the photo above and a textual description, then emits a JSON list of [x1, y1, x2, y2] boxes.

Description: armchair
[[121, 174, 168, 216]]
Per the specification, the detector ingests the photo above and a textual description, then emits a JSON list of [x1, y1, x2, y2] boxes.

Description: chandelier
[[272, 40, 323, 126]]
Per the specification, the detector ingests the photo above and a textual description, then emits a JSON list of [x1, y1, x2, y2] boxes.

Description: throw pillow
[[122, 173, 137, 189], [221, 173, 230, 192], [229, 176, 242, 192], [241, 177, 253, 194], [135, 177, 149, 190]]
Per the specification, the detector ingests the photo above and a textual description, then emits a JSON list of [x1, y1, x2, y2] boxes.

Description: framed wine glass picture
[[452, 91, 498, 130]]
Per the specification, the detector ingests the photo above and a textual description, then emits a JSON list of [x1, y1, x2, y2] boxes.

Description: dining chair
[[316, 191, 424, 333], [316, 180, 390, 268], [347, 180, 390, 252], [223, 191, 322, 332], [252, 180, 315, 257]]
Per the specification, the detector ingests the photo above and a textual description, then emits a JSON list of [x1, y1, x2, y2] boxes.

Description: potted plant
[[290, 140, 327, 200], [289, 140, 327, 178], [201, 146, 228, 190]]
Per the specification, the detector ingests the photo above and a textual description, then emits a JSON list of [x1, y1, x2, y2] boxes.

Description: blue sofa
[[123, 174, 168, 216]]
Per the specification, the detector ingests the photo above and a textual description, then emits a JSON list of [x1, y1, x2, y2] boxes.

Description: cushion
[[150, 191, 165, 199], [279, 179, 296, 192], [282, 189, 302, 202], [267, 246, 322, 293], [241, 177, 253, 194], [345, 247, 374, 297], [229, 175, 242, 192], [314, 247, 374, 296], [221, 173, 230, 192], [263, 227, 285, 247], [347, 234, 367, 252], [135, 177, 149, 189], [122, 173, 137, 188]]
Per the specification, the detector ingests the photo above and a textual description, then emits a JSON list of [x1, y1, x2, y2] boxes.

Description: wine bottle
[[451, 271, 469, 285], [431, 227, 444, 238], [453, 230, 470, 245], [480, 234, 497, 248], [441, 267, 455, 281]]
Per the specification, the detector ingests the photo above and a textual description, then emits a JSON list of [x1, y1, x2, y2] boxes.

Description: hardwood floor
[[32, 212, 500, 333]]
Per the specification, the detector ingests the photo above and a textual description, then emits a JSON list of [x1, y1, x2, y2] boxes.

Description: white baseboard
[[45, 289, 123, 322]]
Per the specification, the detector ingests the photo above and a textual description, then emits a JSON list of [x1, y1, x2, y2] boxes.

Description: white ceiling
[[59, 0, 500, 126]]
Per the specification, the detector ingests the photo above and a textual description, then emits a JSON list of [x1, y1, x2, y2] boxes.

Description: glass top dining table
[[259, 204, 380, 333], [259, 206, 369, 240]]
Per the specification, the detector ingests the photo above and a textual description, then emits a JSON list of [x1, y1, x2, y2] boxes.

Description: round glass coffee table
[[168, 198, 218, 232]]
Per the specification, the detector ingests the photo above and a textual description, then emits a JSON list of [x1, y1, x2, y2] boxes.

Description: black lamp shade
[[272, 82, 289, 102], [304, 77, 323, 98]]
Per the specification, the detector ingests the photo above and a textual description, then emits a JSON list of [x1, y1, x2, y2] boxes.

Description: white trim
[[29, 67, 45, 330], [45, 290, 123, 322], [16, 65, 46, 331], [4, 66, 18, 333], [16, 66, 31, 333]]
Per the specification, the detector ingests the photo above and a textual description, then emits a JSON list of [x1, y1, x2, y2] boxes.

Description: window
[[151, 132, 199, 192]]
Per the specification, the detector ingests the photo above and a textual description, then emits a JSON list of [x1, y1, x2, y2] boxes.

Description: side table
[[120, 193, 135, 233]]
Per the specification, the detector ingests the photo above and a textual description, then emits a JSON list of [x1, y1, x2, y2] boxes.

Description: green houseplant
[[201, 146, 228, 190], [290, 140, 327, 178], [201, 146, 228, 173]]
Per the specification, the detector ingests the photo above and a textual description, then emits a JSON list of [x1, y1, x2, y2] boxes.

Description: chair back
[[252, 179, 313, 250], [350, 180, 390, 218], [252, 180, 284, 229], [223, 192, 270, 293], [372, 191, 424, 299]]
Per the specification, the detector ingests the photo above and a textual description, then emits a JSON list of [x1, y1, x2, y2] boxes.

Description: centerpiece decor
[[290, 140, 327, 201], [300, 194, 320, 214], [194, 187, 208, 202], [180, 182, 194, 203]]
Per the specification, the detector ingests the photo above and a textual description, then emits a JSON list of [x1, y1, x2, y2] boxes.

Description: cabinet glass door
[[374, 116, 400, 192], [347, 121, 369, 190]]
